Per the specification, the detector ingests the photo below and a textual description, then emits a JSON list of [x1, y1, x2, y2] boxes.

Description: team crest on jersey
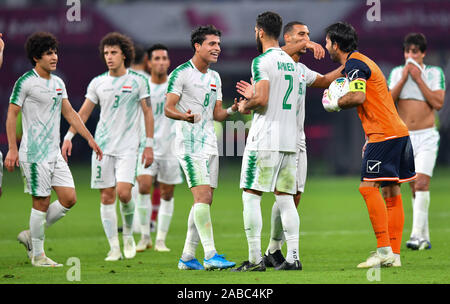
[[56, 88, 63, 96], [122, 86, 132, 93]]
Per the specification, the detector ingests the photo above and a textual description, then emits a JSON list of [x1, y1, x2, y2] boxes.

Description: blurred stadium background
[[0, 0, 449, 175]]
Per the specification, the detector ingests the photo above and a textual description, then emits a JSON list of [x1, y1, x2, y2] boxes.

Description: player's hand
[[235, 97, 251, 114], [231, 97, 239, 113], [184, 109, 198, 124], [61, 139, 72, 162], [88, 138, 103, 161], [142, 147, 153, 168], [408, 64, 422, 82], [306, 41, 325, 60], [236, 79, 254, 100], [322, 89, 341, 112], [5, 149, 19, 172]]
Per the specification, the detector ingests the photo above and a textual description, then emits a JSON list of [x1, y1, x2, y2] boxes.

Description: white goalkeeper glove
[[322, 89, 341, 112]]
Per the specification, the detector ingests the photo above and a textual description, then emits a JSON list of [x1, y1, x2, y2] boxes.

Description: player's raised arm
[[61, 98, 96, 161], [282, 40, 325, 60], [164, 93, 196, 123], [5, 103, 21, 172], [310, 65, 344, 89], [408, 66, 445, 110], [61, 98, 102, 161], [213, 99, 238, 122], [0, 33, 4, 68], [141, 97, 154, 168], [236, 78, 270, 112]]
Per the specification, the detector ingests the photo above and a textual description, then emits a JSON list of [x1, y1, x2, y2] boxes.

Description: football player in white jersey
[[62, 32, 154, 261], [232, 12, 302, 271], [388, 33, 446, 251], [133, 44, 183, 253], [261, 21, 344, 268], [165, 25, 237, 270], [5, 32, 102, 267]]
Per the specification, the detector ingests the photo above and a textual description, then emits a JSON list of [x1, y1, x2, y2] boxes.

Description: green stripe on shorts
[[244, 151, 257, 189], [183, 155, 198, 187], [30, 163, 39, 196]]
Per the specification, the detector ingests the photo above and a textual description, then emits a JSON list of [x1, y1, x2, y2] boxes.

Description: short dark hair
[[191, 25, 221, 50], [147, 43, 169, 60], [25, 32, 58, 66], [99, 32, 135, 68], [133, 44, 147, 65], [283, 21, 305, 37], [403, 33, 427, 53], [325, 22, 358, 53], [256, 11, 283, 39]]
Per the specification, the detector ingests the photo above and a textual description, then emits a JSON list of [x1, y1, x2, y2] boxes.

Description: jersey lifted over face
[[167, 59, 222, 156], [246, 48, 299, 152], [10, 69, 68, 163], [86, 69, 150, 157]]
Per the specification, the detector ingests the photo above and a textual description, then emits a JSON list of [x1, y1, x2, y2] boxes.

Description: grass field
[[1, 163, 449, 284]]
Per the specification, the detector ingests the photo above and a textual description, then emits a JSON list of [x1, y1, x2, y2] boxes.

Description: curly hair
[[99, 32, 135, 68], [25, 32, 58, 66]]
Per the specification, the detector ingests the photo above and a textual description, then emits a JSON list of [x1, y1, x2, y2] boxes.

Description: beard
[[329, 50, 339, 63], [256, 36, 263, 54]]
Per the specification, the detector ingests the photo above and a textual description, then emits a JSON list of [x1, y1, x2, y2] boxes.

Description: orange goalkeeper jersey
[[344, 51, 409, 143]]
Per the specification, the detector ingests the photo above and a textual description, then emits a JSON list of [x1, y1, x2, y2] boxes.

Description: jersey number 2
[[283, 75, 293, 110]]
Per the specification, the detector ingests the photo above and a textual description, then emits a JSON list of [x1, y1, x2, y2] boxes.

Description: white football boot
[[357, 250, 395, 268], [104, 247, 123, 261], [17, 230, 32, 259], [155, 240, 171, 252], [393, 254, 401, 267], [32, 253, 63, 267], [136, 237, 152, 252]]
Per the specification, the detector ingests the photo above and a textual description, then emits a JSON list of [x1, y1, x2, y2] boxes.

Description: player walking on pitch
[[133, 44, 183, 252], [165, 25, 237, 270], [322, 22, 416, 268], [232, 12, 301, 271], [62, 32, 154, 261], [6, 32, 102, 267], [388, 33, 446, 251]]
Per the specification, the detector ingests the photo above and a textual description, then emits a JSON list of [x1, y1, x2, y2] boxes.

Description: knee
[[138, 181, 151, 195], [117, 189, 131, 203], [65, 193, 77, 208], [161, 190, 174, 201], [414, 180, 429, 192], [101, 191, 116, 205]]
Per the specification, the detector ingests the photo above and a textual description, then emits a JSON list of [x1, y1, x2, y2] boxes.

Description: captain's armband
[[349, 79, 366, 93]]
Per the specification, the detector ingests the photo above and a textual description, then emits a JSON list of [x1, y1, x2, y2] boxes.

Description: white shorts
[[296, 148, 307, 193], [20, 153, 75, 197], [409, 127, 440, 177], [91, 153, 137, 189], [136, 154, 183, 185], [240, 150, 297, 195], [177, 154, 218, 189]]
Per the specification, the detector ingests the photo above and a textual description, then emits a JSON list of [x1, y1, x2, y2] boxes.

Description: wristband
[[145, 137, 154, 148], [226, 107, 236, 115], [64, 131, 75, 141]]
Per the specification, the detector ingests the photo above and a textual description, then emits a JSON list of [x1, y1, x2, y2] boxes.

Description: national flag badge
[[122, 86, 132, 93], [56, 88, 63, 96], [210, 83, 216, 92]]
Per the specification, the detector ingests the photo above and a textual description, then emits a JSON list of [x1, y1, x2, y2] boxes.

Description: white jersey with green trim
[[296, 62, 319, 151], [388, 64, 446, 101], [246, 47, 299, 152], [9, 69, 68, 163], [167, 59, 222, 156], [85, 69, 150, 157]]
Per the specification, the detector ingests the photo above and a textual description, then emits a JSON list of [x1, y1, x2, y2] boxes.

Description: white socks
[[242, 191, 263, 264], [30, 208, 46, 257], [266, 202, 284, 255], [193, 203, 216, 260], [275, 194, 299, 263], [119, 199, 135, 236], [181, 205, 200, 261], [100, 203, 119, 249], [411, 191, 430, 240], [137, 193, 151, 239], [46, 200, 70, 228], [156, 198, 174, 242]]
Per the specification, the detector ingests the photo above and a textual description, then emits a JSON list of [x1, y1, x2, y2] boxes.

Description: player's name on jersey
[[277, 61, 296, 72]]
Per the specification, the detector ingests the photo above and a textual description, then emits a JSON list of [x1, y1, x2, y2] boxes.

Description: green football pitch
[[1, 164, 449, 284]]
